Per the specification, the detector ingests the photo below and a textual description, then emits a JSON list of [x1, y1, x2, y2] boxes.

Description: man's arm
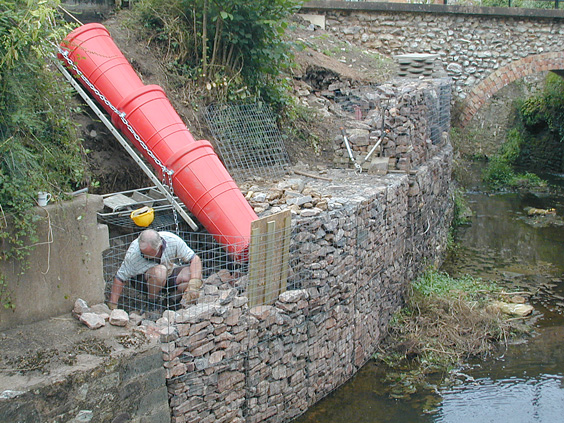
[[107, 277, 125, 310], [189, 254, 202, 280]]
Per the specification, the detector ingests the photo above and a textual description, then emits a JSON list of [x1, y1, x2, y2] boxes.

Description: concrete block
[[0, 194, 109, 329]]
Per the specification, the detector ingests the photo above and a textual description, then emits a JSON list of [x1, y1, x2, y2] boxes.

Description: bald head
[[138, 229, 162, 251]]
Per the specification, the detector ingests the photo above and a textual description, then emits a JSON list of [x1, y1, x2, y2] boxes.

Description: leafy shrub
[[133, 0, 300, 109], [1, 1, 88, 301], [521, 72, 564, 142]]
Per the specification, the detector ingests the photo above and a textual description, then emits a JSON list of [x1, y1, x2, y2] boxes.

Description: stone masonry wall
[[300, 5, 564, 100], [161, 140, 453, 422]]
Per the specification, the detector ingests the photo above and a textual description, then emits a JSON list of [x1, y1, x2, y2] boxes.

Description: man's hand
[[181, 278, 202, 305], [188, 278, 202, 291]]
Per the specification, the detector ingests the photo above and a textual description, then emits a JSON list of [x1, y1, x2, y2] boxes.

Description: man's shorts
[[130, 265, 188, 294]]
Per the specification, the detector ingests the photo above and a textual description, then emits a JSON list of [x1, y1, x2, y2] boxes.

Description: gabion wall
[[331, 79, 452, 172], [99, 78, 454, 422], [162, 145, 453, 423]]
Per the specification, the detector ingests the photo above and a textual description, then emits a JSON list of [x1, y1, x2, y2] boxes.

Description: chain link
[[166, 171, 179, 234]]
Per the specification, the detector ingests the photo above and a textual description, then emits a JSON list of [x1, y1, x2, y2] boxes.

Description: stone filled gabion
[[295, 79, 451, 173], [161, 141, 453, 422]]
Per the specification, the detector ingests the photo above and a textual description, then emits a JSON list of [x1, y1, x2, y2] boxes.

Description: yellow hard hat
[[130, 206, 154, 227]]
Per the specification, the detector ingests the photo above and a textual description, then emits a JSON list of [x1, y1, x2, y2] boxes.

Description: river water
[[294, 170, 564, 423]]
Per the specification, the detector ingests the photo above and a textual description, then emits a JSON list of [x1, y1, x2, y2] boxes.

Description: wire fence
[[203, 102, 291, 182], [102, 225, 303, 317]]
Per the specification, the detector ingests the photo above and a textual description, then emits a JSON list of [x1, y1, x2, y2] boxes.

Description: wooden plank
[[248, 210, 291, 307], [264, 220, 277, 304], [248, 227, 263, 308], [278, 213, 292, 295]]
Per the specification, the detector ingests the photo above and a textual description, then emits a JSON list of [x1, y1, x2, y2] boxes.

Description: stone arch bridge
[[301, 1, 564, 126]]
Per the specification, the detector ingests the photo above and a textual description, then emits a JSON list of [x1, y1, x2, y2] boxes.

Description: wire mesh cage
[[102, 222, 304, 318], [103, 229, 246, 315], [203, 102, 291, 182], [425, 77, 452, 145]]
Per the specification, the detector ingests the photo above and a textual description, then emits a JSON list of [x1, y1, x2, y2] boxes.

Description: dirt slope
[[77, 11, 395, 194]]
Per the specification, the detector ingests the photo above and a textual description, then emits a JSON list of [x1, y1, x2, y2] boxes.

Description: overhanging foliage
[[0, 0, 88, 295]]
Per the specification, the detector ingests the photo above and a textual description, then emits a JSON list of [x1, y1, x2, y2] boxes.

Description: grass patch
[[374, 269, 532, 399]]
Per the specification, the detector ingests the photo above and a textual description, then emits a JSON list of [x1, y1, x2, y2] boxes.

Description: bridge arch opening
[[460, 52, 564, 127]]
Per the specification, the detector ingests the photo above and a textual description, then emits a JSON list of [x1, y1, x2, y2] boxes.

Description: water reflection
[[437, 374, 564, 423], [295, 176, 564, 423]]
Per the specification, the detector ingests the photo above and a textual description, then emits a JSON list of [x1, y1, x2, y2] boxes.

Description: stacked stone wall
[[162, 143, 453, 422], [307, 8, 564, 100], [328, 79, 451, 172]]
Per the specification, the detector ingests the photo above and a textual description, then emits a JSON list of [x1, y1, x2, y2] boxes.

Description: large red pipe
[[59, 23, 257, 259]]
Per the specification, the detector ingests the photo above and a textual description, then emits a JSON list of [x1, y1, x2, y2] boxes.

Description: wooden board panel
[[248, 210, 291, 308]]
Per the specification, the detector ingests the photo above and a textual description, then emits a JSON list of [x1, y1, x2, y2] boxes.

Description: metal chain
[[58, 48, 174, 183], [59, 47, 181, 233], [166, 171, 180, 234]]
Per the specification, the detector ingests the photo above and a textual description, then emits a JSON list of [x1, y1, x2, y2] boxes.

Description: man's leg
[[145, 264, 167, 300]]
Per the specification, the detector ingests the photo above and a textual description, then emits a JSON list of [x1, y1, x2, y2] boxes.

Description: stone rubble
[[109, 309, 129, 327], [78, 313, 105, 330]]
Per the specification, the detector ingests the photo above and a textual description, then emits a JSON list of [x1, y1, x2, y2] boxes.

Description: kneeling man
[[108, 229, 202, 310]]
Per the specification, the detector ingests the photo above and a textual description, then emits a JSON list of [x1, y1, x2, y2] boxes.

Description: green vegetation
[[131, 0, 330, 157], [133, 0, 301, 109], [520, 72, 564, 143], [483, 72, 564, 190], [1, 0, 89, 303], [483, 128, 546, 190], [375, 268, 531, 399]]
